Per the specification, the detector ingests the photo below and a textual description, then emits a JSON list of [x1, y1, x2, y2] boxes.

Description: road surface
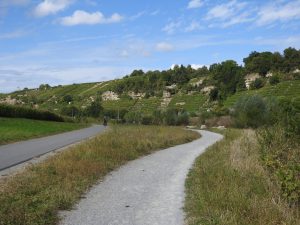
[[0, 125, 105, 171], [60, 130, 223, 225]]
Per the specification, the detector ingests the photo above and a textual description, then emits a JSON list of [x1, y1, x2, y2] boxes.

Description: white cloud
[[60, 10, 123, 26], [187, 0, 204, 9], [191, 64, 205, 69], [205, 0, 252, 27], [185, 21, 203, 32], [33, 0, 73, 17], [0, 30, 27, 40], [162, 21, 181, 34], [156, 42, 174, 52], [256, 1, 300, 26]]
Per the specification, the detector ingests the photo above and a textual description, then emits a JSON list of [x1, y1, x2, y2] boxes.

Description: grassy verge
[[185, 129, 299, 225], [0, 125, 199, 225], [0, 117, 87, 145]]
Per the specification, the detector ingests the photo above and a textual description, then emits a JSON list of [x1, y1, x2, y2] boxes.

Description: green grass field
[[0, 118, 86, 145], [169, 93, 207, 112], [224, 80, 300, 109]]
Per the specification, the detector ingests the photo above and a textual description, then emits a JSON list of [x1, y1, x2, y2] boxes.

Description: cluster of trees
[[110, 66, 209, 96], [244, 47, 300, 75], [108, 47, 300, 102], [60, 100, 103, 119]]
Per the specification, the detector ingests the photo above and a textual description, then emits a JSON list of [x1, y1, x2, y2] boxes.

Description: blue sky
[[1, 0, 300, 92]]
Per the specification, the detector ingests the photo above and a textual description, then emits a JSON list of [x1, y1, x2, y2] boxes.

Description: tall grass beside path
[[185, 129, 299, 225], [0, 125, 199, 225]]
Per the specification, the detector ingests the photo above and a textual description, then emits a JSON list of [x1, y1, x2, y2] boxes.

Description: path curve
[[0, 125, 105, 171], [60, 130, 223, 225]]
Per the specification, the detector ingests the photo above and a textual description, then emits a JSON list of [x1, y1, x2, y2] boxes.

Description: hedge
[[0, 104, 65, 122]]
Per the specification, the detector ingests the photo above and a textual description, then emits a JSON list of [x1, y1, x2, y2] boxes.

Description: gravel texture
[[60, 130, 223, 225]]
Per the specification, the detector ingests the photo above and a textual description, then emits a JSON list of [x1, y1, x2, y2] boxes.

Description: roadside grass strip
[[0, 125, 199, 225], [185, 129, 300, 225], [0, 118, 86, 145]]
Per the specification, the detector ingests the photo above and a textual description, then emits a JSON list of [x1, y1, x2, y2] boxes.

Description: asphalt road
[[0, 125, 105, 171], [60, 130, 223, 225]]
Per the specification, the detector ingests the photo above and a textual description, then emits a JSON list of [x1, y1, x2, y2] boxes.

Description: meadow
[[185, 129, 299, 225], [0, 125, 199, 225], [0, 118, 86, 145]]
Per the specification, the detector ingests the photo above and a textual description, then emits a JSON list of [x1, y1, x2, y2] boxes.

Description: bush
[[233, 95, 268, 128], [250, 78, 264, 89], [0, 104, 65, 122], [269, 75, 280, 85], [85, 101, 103, 118], [177, 111, 189, 125]]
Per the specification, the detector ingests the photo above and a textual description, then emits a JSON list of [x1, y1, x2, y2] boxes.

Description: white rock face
[[0, 96, 23, 105], [201, 86, 215, 94], [245, 73, 261, 89], [102, 91, 120, 101]]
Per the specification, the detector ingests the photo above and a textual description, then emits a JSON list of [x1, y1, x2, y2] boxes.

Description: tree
[[62, 94, 73, 103], [269, 75, 280, 85], [86, 101, 103, 118]]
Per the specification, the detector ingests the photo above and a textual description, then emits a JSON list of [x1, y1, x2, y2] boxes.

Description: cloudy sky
[[1, 0, 300, 92]]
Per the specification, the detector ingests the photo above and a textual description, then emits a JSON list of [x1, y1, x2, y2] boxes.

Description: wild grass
[[0, 118, 86, 145], [185, 129, 300, 225], [0, 125, 199, 225]]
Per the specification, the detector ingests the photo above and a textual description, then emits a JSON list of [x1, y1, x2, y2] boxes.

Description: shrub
[[85, 101, 103, 118], [233, 95, 268, 128], [250, 78, 264, 89], [177, 111, 189, 125], [0, 104, 65, 122], [269, 75, 280, 85]]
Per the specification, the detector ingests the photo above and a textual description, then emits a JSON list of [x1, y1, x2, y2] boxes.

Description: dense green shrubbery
[[123, 108, 190, 126], [0, 104, 65, 122], [233, 94, 300, 206]]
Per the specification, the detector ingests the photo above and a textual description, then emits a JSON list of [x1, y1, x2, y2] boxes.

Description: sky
[[0, 0, 300, 93]]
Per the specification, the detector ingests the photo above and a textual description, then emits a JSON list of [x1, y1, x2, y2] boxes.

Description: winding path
[[60, 130, 223, 225], [0, 125, 105, 171]]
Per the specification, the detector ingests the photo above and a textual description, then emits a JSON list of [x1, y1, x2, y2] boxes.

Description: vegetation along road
[[0, 125, 105, 171], [60, 130, 222, 225]]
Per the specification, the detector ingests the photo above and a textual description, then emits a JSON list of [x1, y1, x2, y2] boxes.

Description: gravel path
[[60, 130, 223, 225], [0, 125, 105, 171]]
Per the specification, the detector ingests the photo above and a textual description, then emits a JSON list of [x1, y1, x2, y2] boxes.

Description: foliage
[[233, 95, 269, 128], [250, 77, 264, 89], [269, 75, 280, 85], [258, 125, 300, 206], [0, 104, 65, 122], [185, 129, 299, 225], [85, 101, 103, 118]]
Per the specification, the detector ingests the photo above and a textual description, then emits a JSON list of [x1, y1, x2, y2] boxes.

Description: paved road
[[0, 125, 105, 171], [60, 130, 223, 225]]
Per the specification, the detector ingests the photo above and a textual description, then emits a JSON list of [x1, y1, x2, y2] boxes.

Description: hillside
[[1, 47, 300, 120]]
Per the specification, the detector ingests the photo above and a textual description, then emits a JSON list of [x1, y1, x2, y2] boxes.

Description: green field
[[0, 118, 86, 145], [224, 80, 300, 109], [169, 93, 207, 112]]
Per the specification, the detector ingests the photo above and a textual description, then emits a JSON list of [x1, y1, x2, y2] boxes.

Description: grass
[[224, 80, 300, 109], [0, 125, 199, 225], [0, 118, 86, 145], [185, 129, 300, 225], [169, 93, 207, 112]]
